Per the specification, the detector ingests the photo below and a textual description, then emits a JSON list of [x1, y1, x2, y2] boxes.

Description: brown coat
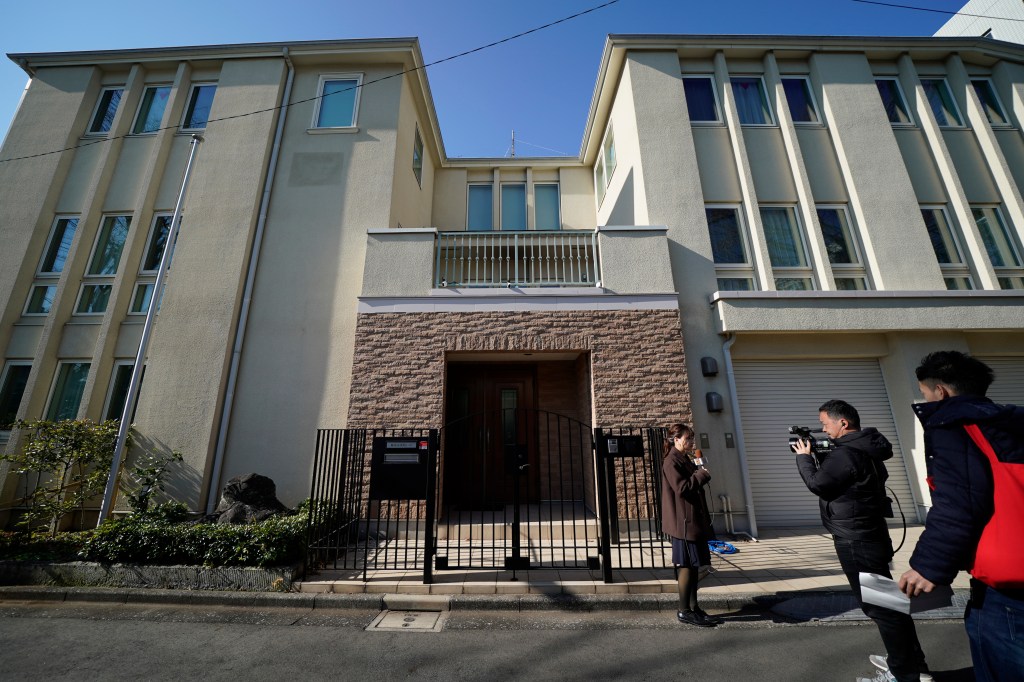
[[660, 447, 713, 541]]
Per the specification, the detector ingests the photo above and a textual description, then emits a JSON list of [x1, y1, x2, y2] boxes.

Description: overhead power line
[[851, 0, 1024, 23], [0, 0, 620, 165]]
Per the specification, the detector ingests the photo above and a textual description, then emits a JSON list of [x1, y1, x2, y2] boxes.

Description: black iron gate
[[306, 417, 674, 582]]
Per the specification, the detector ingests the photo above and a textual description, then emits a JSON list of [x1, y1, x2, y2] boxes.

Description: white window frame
[[180, 83, 217, 132], [595, 124, 616, 207], [759, 204, 816, 290], [0, 360, 33, 436], [970, 78, 1011, 128], [921, 204, 974, 290], [128, 281, 163, 316], [85, 214, 132, 278], [682, 75, 723, 125], [310, 73, 362, 131], [36, 215, 80, 277], [816, 204, 872, 289], [74, 283, 113, 316], [44, 360, 91, 422], [131, 84, 172, 136], [920, 77, 965, 128], [706, 204, 758, 291], [875, 77, 915, 127], [23, 284, 57, 317], [140, 213, 174, 275], [86, 87, 124, 136], [780, 76, 822, 126], [102, 360, 136, 422], [412, 126, 424, 188], [730, 75, 775, 127], [972, 204, 1024, 290]]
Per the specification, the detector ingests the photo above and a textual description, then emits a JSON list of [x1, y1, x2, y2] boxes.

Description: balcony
[[434, 231, 599, 288]]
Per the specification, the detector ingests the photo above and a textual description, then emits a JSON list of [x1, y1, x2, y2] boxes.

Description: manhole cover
[[366, 610, 446, 633]]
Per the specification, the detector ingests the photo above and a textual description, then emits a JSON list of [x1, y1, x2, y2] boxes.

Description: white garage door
[[978, 357, 1024, 405], [733, 358, 916, 527]]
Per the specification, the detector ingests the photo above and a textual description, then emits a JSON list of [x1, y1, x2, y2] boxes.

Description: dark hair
[[818, 399, 860, 429], [664, 422, 695, 455], [915, 351, 994, 397]]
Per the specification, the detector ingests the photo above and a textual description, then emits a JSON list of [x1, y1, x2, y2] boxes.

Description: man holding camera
[[794, 399, 929, 682]]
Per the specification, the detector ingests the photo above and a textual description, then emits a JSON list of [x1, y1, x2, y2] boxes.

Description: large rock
[[210, 473, 290, 524]]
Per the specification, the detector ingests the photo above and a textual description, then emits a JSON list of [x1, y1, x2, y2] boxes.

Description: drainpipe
[[205, 48, 295, 513], [722, 332, 759, 540]]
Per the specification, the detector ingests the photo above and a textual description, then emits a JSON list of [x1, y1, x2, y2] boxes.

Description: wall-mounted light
[[706, 392, 724, 413], [700, 357, 719, 377]]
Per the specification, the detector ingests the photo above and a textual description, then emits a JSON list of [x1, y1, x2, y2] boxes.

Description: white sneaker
[[868, 654, 934, 682], [856, 670, 895, 682]]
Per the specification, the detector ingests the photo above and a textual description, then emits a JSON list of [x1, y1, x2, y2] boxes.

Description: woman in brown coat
[[661, 422, 721, 627]]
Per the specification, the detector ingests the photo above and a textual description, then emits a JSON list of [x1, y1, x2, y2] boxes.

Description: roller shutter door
[[733, 358, 916, 527], [977, 357, 1024, 405]]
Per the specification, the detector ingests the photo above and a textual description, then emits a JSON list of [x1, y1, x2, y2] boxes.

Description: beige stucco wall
[[390, 73, 434, 229], [596, 57, 646, 227]]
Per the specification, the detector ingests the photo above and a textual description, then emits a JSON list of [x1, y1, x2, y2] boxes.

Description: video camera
[[788, 426, 834, 455]]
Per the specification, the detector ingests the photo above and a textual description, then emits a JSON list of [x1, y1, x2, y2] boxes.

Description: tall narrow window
[[595, 125, 616, 206], [88, 215, 132, 275], [875, 78, 913, 125], [38, 217, 79, 275], [973, 205, 1024, 290], [706, 206, 755, 291], [181, 84, 216, 131], [467, 185, 493, 231], [0, 363, 32, 431], [781, 77, 820, 124], [683, 76, 720, 123], [921, 206, 972, 290], [920, 79, 963, 127], [817, 206, 869, 290], [412, 128, 424, 187], [129, 283, 164, 315], [535, 184, 560, 230], [76, 284, 112, 314], [312, 75, 361, 128], [971, 79, 1009, 126], [104, 362, 145, 422], [730, 77, 773, 125], [761, 206, 814, 290], [88, 88, 123, 134], [45, 362, 90, 421], [141, 214, 176, 274], [132, 86, 171, 134], [24, 285, 56, 315], [501, 184, 526, 231]]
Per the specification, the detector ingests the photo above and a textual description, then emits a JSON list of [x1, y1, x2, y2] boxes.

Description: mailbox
[[369, 436, 431, 500], [599, 434, 645, 457]]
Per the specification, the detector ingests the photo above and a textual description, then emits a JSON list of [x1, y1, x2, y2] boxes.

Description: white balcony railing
[[434, 231, 601, 288]]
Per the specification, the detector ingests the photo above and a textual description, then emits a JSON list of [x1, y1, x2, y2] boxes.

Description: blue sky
[[1, 0, 968, 158]]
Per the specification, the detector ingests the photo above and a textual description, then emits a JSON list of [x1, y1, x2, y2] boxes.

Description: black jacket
[[660, 447, 713, 541], [909, 395, 1024, 585], [796, 427, 893, 541]]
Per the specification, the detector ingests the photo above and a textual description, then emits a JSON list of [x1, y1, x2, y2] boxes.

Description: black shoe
[[695, 608, 724, 625], [677, 609, 717, 627]]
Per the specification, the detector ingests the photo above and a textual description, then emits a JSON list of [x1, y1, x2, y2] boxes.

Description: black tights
[[676, 566, 698, 612]]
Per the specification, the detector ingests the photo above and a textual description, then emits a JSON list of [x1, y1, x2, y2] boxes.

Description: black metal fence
[[307, 415, 672, 583]]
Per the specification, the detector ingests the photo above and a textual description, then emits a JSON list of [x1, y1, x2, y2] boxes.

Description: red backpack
[[964, 424, 1024, 589]]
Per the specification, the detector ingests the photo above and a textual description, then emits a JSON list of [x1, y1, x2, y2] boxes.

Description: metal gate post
[[593, 428, 614, 583], [422, 429, 439, 585]]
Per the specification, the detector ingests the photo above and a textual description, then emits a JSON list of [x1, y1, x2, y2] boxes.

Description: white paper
[[859, 572, 955, 614]]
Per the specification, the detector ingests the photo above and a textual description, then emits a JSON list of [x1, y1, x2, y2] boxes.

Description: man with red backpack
[[898, 351, 1024, 682]]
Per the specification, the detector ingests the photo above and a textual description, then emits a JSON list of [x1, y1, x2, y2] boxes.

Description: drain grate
[[366, 610, 447, 633]]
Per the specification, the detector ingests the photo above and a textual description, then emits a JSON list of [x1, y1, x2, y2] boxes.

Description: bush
[[0, 530, 85, 562]]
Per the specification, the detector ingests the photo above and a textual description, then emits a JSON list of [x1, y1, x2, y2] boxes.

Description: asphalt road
[[0, 601, 975, 681]]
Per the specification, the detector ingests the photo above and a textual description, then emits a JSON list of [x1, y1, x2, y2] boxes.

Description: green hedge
[[1, 503, 309, 568]]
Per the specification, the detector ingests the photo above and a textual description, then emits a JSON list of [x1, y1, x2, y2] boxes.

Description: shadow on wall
[[605, 168, 635, 226], [127, 431, 203, 511]]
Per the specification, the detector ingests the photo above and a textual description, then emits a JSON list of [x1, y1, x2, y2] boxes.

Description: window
[[817, 206, 870, 290], [129, 282, 163, 314], [973, 206, 1024, 290], [38, 217, 79, 275], [682, 76, 721, 123], [45, 362, 90, 421], [730, 77, 773, 125], [87, 215, 132, 275], [921, 206, 972, 290], [535, 184, 561, 230], [781, 77, 820, 124], [141, 214, 176, 273], [104, 362, 144, 422], [312, 75, 361, 129], [182, 84, 216, 131], [875, 78, 913, 125], [760, 206, 814, 290], [132, 86, 171, 135], [920, 78, 963, 127], [971, 79, 1009, 126], [24, 285, 56, 315], [706, 206, 756, 291], [76, 284, 112, 314], [0, 363, 32, 431], [501, 184, 526, 232], [412, 128, 424, 187], [87, 88, 123, 135], [468, 185, 493, 231], [595, 125, 616, 206]]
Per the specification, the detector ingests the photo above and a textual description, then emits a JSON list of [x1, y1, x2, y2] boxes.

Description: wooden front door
[[444, 364, 538, 509]]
